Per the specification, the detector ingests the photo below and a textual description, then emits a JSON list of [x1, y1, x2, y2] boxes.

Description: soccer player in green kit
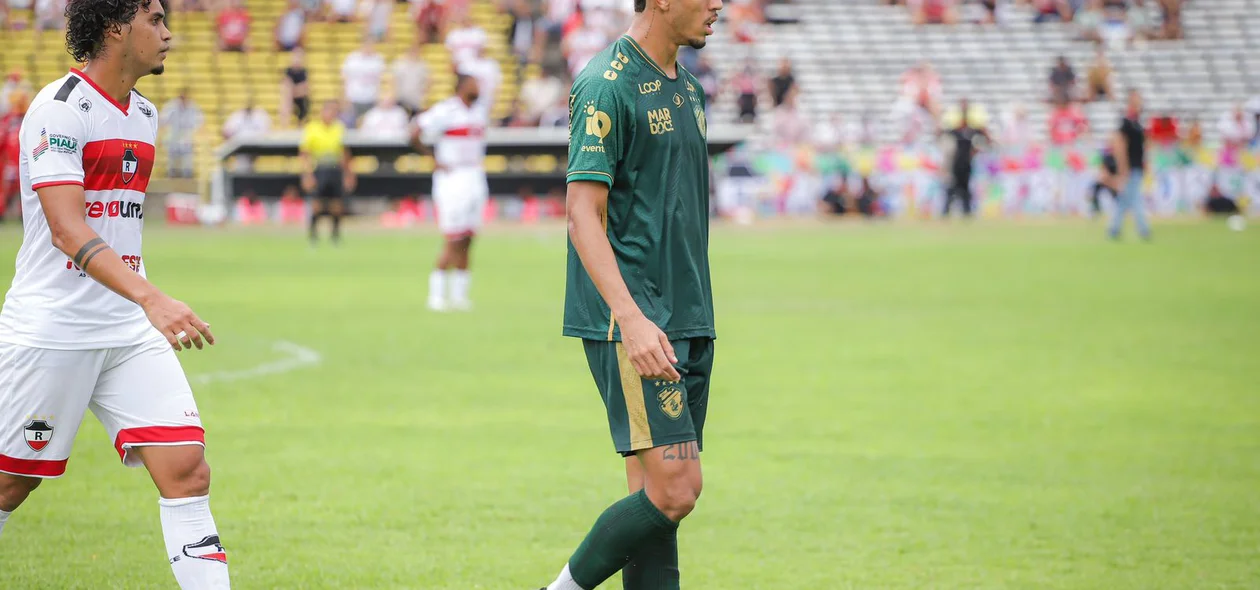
[[542, 0, 723, 589]]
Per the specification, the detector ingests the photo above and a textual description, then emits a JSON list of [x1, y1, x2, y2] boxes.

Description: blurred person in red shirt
[[1048, 97, 1088, 145], [0, 88, 27, 220], [216, 0, 251, 52], [1148, 111, 1180, 147], [909, 0, 957, 25]]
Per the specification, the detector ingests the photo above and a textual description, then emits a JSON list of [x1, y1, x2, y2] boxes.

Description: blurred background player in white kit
[[412, 74, 487, 312], [0, 0, 230, 587]]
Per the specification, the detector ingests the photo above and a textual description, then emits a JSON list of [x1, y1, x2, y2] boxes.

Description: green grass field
[[0, 219, 1257, 589]]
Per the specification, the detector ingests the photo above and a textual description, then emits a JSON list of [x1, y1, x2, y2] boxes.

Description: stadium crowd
[[0, 0, 1257, 221]]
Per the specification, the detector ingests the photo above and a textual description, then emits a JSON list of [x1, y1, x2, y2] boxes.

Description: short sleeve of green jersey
[[567, 77, 626, 188]]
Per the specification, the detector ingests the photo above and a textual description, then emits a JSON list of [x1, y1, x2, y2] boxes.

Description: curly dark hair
[[64, 0, 161, 63], [635, 0, 646, 12]]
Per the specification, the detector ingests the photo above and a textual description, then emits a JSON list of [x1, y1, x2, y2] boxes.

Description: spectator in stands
[[342, 38, 387, 123], [32, 0, 66, 45], [392, 41, 429, 118], [1085, 46, 1113, 102], [298, 0, 322, 21], [215, 0, 251, 53], [362, 0, 391, 42], [998, 103, 1032, 149], [563, 16, 607, 79], [769, 57, 796, 108], [977, 0, 998, 25], [328, 0, 358, 22], [0, 71, 28, 117], [1247, 96, 1260, 147], [900, 61, 942, 115], [275, 0, 307, 51], [770, 85, 810, 148], [727, 0, 764, 42], [537, 92, 570, 128], [1155, 0, 1182, 40], [819, 176, 851, 216], [222, 100, 271, 173], [731, 62, 761, 124], [1049, 55, 1076, 104], [1032, 0, 1071, 22], [1126, 0, 1153, 43], [518, 66, 565, 126], [1218, 103, 1256, 154], [909, 0, 958, 25], [223, 100, 272, 140], [845, 112, 878, 151], [1048, 97, 1088, 146], [503, 0, 542, 67], [813, 113, 844, 153], [161, 88, 204, 179], [360, 91, 410, 139], [281, 48, 311, 127], [1074, 0, 1105, 42], [693, 54, 718, 116], [446, 12, 488, 68], [411, 0, 445, 44], [0, 88, 27, 219]]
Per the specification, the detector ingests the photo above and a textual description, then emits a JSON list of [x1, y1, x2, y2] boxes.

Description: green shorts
[[582, 337, 715, 456]]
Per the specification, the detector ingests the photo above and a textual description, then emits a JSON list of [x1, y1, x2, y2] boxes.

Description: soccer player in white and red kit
[[0, 0, 231, 587], [412, 74, 488, 311]]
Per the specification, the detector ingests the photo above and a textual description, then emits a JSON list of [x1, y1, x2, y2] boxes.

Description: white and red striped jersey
[[0, 69, 160, 350], [416, 96, 488, 170]]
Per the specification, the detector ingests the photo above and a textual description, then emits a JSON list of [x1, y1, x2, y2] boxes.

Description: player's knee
[[163, 457, 212, 499], [652, 479, 700, 522], [0, 474, 42, 511]]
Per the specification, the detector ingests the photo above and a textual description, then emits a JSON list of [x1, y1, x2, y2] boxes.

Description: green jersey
[[563, 35, 716, 342]]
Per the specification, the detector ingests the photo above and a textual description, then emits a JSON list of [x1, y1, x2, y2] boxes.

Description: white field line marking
[[189, 340, 322, 385]]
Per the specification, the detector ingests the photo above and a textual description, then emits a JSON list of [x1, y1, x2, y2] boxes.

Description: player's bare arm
[[38, 184, 213, 351], [341, 146, 356, 193], [566, 180, 679, 381], [299, 149, 316, 193], [1111, 130, 1129, 185]]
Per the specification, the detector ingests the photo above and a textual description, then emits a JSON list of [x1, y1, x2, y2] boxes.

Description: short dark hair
[[65, 0, 161, 63], [635, 0, 646, 12], [455, 73, 475, 89]]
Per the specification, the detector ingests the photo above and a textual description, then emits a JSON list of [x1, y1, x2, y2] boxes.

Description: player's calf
[[0, 473, 42, 536], [136, 446, 230, 589], [0, 473, 42, 512]]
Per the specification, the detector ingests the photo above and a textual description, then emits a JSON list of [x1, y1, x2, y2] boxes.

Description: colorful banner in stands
[[715, 143, 1260, 219]]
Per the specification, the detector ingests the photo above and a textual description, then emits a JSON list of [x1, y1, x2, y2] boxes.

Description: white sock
[[429, 270, 448, 303], [547, 564, 585, 590], [0, 508, 10, 538], [159, 495, 230, 589], [450, 270, 470, 302]]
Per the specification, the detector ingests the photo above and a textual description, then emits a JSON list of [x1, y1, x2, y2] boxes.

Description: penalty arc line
[[189, 340, 323, 385]]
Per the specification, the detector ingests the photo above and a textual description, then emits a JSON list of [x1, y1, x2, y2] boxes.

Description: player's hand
[[343, 173, 357, 194], [619, 313, 680, 382], [140, 293, 215, 351]]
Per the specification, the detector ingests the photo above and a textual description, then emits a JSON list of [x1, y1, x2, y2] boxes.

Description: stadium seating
[[706, 0, 1259, 146], [0, 0, 527, 179]]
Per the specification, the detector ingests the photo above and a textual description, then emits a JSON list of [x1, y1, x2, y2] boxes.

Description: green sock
[[568, 489, 678, 590], [622, 526, 679, 590]]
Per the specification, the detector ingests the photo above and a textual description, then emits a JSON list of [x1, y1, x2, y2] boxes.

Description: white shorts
[[0, 337, 204, 478], [433, 167, 489, 238]]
